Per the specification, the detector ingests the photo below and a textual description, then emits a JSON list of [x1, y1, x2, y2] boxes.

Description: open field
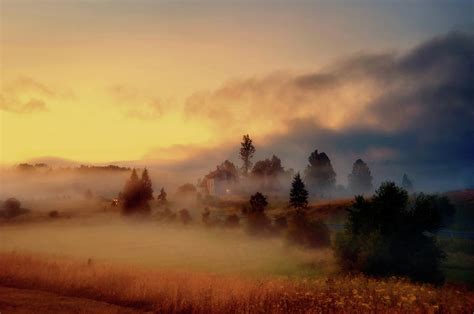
[[1, 194, 473, 312], [0, 252, 473, 313]]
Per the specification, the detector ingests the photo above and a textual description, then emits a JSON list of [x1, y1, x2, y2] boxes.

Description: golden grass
[[0, 252, 472, 313]]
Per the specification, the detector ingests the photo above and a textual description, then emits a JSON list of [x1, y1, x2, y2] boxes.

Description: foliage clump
[[0, 198, 29, 219], [348, 159, 373, 195], [335, 181, 456, 284], [304, 149, 336, 197], [119, 168, 153, 215], [246, 192, 271, 235]]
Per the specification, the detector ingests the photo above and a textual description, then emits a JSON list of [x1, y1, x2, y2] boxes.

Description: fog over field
[[0, 217, 332, 277]]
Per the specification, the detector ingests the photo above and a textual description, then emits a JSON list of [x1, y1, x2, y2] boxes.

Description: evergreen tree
[[157, 187, 167, 204], [304, 149, 336, 196], [348, 159, 373, 194], [289, 173, 309, 209], [120, 168, 152, 214], [140, 168, 153, 202], [240, 134, 256, 176]]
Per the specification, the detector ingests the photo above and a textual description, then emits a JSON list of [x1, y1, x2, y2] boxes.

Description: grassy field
[[0, 252, 472, 313], [1, 194, 473, 312]]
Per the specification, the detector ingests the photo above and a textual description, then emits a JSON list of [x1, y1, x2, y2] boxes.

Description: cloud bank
[[177, 32, 474, 191]]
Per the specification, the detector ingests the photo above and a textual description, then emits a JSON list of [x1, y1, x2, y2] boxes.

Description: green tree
[[289, 173, 308, 209], [334, 182, 456, 284], [240, 134, 256, 176]]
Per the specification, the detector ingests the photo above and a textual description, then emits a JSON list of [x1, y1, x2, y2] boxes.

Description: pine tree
[[348, 159, 373, 194], [120, 168, 153, 214], [140, 168, 153, 202], [240, 134, 256, 176], [289, 173, 309, 209], [120, 169, 141, 211], [157, 187, 167, 204]]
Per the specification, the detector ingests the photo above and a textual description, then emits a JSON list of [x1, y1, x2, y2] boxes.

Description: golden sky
[[1, 1, 470, 164]]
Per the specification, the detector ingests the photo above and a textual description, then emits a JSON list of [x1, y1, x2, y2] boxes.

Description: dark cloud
[[178, 32, 474, 191]]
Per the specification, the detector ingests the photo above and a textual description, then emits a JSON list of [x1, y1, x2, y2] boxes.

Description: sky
[[1, 0, 473, 189]]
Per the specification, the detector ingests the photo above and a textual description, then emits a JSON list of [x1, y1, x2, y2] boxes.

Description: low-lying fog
[[0, 216, 332, 277]]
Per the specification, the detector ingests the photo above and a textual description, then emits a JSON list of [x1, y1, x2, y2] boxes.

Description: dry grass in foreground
[[0, 252, 472, 313]]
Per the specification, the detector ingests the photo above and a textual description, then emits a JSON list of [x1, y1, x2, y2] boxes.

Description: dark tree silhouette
[[289, 173, 308, 209], [1, 197, 30, 219], [120, 168, 153, 214], [140, 168, 153, 202], [402, 174, 414, 193], [251, 155, 284, 177], [249, 192, 268, 213], [246, 192, 271, 235], [304, 150, 336, 196], [157, 187, 167, 204], [348, 159, 373, 195], [240, 134, 256, 176], [334, 182, 456, 284]]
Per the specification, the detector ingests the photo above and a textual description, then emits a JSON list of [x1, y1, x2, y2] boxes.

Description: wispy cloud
[[0, 77, 56, 113], [108, 85, 167, 120]]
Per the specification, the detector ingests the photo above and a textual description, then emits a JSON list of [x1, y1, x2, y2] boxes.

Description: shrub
[[246, 192, 272, 235], [1, 198, 28, 219], [286, 210, 330, 248], [334, 182, 456, 284]]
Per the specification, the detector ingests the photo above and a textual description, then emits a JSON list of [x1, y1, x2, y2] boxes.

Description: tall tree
[[289, 173, 309, 209], [140, 168, 154, 202], [120, 168, 153, 214], [239, 134, 256, 176], [304, 150, 336, 196], [348, 159, 373, 194]]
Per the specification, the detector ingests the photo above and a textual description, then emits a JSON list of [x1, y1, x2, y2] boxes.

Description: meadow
[[0, 252, 472, 313], [0, 194, 473, 312]]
